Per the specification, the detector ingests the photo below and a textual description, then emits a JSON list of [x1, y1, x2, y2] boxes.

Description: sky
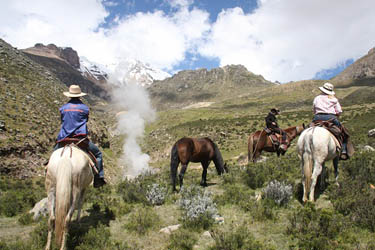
[[0, 0, 374, 83]]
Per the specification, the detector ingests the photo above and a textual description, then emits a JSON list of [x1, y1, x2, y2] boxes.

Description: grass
[[1, 46, 375, 249]]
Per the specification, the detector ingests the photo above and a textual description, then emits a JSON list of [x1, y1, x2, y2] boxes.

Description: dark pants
[[54, 141, 104, 178]]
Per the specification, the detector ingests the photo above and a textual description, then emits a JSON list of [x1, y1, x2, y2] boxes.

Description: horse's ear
[[303, 123, 306, 129]]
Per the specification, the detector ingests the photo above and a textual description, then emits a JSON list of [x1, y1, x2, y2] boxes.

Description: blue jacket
[[57, 98, 89, 141]]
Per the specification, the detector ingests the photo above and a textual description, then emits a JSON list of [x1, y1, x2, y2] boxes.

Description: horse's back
[[47, 146, 93, 185], [298, 127, 338, 161]]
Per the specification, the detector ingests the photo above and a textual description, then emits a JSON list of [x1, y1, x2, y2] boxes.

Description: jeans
[[313, 114, 341, 127], [313, 114, 347, 153], [54, 141, 104, 178]]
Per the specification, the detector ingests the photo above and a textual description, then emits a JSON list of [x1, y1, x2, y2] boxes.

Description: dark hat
[[270, 108, 280, 114]]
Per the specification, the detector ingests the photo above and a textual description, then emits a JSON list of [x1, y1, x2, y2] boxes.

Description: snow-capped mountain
[[108, 58, 171, 87], [79, 56, 109, 83], [79, 57, 170, 87]]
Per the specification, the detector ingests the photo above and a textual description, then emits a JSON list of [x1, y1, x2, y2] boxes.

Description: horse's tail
[[248, 134, 254, 163], [212, 141, 226, 174], [170, 143, 180, 188], [302, 145, 313, 197], [55, 151, 73, 247]]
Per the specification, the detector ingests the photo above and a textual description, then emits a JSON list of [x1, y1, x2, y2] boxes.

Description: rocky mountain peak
[[23, 43, 80, 69]]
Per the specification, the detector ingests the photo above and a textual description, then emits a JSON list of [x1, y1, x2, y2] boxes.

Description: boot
[[340, 143, 349, 160], [93, 175, 106, 188]]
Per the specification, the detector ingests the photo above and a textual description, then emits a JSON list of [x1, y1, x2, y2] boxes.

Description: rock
[[202, 231, 212, 238], [363, 145, 375, 152], [368, 129, 375, 138], [159, 224, 181, 234], [29, 197, 49, 221]]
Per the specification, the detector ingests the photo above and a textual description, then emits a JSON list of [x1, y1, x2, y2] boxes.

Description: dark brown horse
[[248, 124, 305, 163], [170, 137, 227, 191]]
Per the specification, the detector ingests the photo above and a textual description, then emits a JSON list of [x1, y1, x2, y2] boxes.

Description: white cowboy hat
[[63, 85, 87, 97], [319, 82, 335, 95]]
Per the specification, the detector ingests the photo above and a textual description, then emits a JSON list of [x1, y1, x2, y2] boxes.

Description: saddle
[[309, 120, 347, 146], [264, 128, 283, 148], [57, 137, 98, 174], [309, 120, 354, 159]]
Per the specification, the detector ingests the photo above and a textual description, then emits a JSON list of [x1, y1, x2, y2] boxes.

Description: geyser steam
[[110, 74, 156, 177]]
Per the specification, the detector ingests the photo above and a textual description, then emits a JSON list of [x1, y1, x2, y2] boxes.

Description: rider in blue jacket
[[55, 85, 106, 188]]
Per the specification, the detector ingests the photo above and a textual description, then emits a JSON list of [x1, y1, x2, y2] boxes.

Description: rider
[[265, 108, 288, 153], [55, 84, 106, 188], [312, 82, 348, 158]]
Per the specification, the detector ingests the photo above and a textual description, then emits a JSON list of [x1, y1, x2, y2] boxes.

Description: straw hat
[[63, 85, 87, 97], [319, 82, 335, 95]]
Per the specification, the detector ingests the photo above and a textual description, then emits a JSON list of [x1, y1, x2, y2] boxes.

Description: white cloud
[[0, 0, 374, 82], [199, 0, 375, 82], [0, 0, 210, 71]]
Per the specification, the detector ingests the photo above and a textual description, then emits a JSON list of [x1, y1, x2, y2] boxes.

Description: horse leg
[[333, 157, 340, 186], [179, 164, 188, 189], [309, 161, 323, 202], [45, 188, 55, 250], [60, 194, 78, 250], [200, 161, 209, 187], [319, 162, 326, 191], [75, 189, 86, 221]]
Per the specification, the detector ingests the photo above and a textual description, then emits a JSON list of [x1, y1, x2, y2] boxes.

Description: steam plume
[[109, 71, 156, 178]]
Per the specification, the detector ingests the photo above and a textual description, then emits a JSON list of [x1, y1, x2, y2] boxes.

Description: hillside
[[1, 37, 375, 250], [0, 39, 115, 179], [332, 47, 375, 87], [22, 43, 111, 100], [148, 64, 274, 110]]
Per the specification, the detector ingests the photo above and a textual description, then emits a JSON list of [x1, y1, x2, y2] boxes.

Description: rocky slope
[[148, 64, 274, 110], [333, 47, 375, 86], [0, 38, 111, 178], [22, 43, 111, 100]]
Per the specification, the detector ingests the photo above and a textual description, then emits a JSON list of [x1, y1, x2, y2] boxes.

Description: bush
[[287, 204, 346, 249], [18, 212, 33, 225], [124, 206, 160, 235], [75, 223, 132, 250], [0, 177, 45, 217], [210, 225, 271, 250], [179, 185, 219, 230], [168, 228, 198, 250], [263, 180, 292, 206], [117, 173, 158, 205], [146, 183, 167, 206]]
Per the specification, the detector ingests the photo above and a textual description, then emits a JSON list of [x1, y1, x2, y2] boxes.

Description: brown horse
[[170, 137, 227, 191], [248, 124, 305, 163]]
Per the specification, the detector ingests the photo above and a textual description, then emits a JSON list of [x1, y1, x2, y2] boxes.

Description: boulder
[[363, 145, 375, 152], [368, 129, 375, 138], [29, 197, 48, 221], [159, 224, 181, 234]]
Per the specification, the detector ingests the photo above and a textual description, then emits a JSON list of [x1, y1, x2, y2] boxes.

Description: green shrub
[[124, 205, 160, 235], [74, 223, 131, 250], [0, 177, 45, 217], [210, 225, 271, 250], [287, 204, 346, 249], [168, 228, 198, 250], [18, 212, 33, 225], [116, 173, 158, 205]]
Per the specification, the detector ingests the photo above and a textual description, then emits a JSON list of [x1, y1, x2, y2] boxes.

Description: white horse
[[45, 145, 94, 250], [297, 126, 340, 203]]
